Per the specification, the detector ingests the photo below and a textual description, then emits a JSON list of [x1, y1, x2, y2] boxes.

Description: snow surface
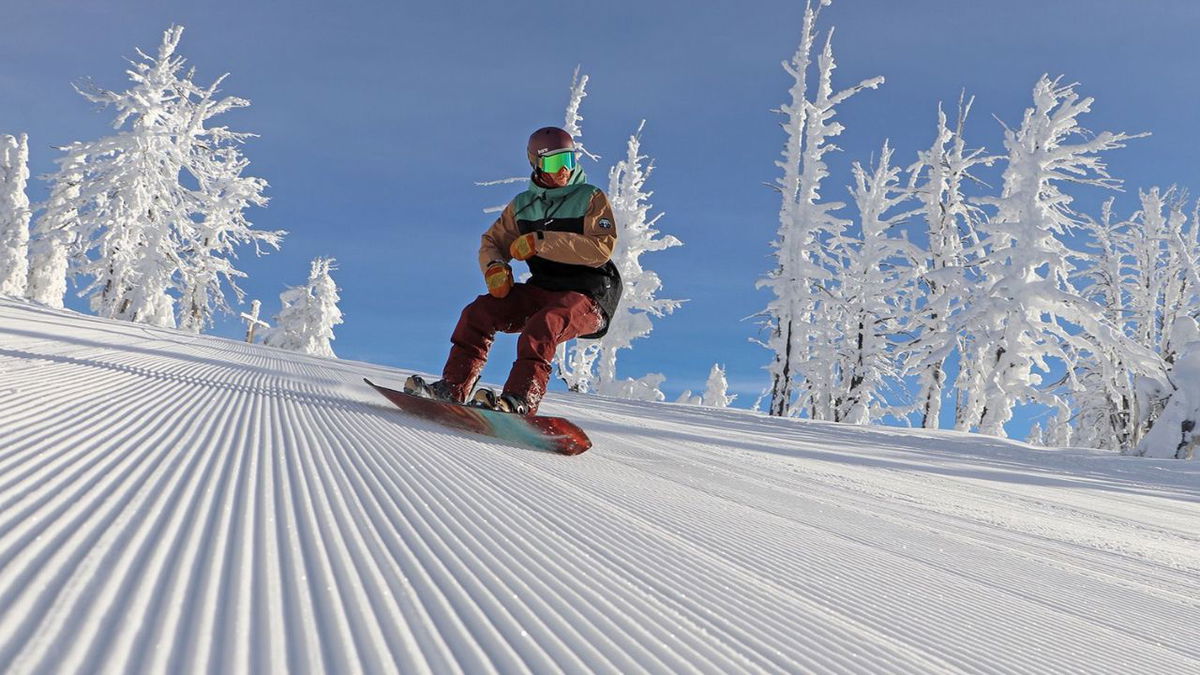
[[0, 298, 1198, 674]]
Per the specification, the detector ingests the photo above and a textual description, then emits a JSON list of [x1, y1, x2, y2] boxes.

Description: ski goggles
[[538, 149, 577, 173]]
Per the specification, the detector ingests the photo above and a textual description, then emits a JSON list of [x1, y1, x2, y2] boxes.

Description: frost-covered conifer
[[1026, 422, 1046, 447], [1123, 188, 1200, 360], [900, 98, 996, 429], [590, 124, 683, 395], [559, 126, 682, 396], [47, 25, 275, 328], [264, 258, 343, 358], [831, 142, 919, 424], [60, 27, 195, 325], [0, 133, 31, 297], [177, 110, 283, 332], [1070, 200, 1139, 450], [1132, 318, 1200, 459], [27, 156, 85, 307], [757, 0, 883, 418], [556, 341, 601, 393], [603, 373, 666, 403], [702, 364, 737, 408], [1075, 188, 1200, 451], [961, 76, 1158, 438]]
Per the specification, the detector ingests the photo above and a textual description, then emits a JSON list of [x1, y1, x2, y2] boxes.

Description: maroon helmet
[[527, 126, 575, 167]]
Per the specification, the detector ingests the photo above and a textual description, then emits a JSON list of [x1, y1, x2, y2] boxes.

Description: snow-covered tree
[[702, 364, 737, 408], [264, 258, 343, 358], [558, 125, 683, 396], [60, 26, 195, 325], [900, 97, 997, 429], [176, 93, 283, 333], [1132, 318, 1200, 459], [539, 75, 683, 398], [592, 123, 684, 394], [0, 133, 31, 296], [602, 373, 666, 403], [831, 142, 920, 424], [1074, 188, 1200, 452], [46, 25, 276, 327], [556, 340, 602, 393], [756, 0, 883, 417], [1026, 422, 1047, 447], [27, 155, 85, 307], [1070, 199, 1140, 450], [1121, 188, 1200, 360], [959, 75, 1159, 439]]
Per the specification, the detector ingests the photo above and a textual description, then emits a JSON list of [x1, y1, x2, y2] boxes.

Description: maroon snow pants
[[442, 284, 603, 413]]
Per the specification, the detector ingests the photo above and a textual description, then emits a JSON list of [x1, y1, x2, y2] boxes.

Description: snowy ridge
[[0, 299, 1198, 674]]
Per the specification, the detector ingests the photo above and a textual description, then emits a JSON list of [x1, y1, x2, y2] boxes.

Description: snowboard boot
[[404, 375, 459, 402], [470, 388, 531, 415]]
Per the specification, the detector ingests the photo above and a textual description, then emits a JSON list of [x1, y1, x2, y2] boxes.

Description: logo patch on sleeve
[[598, 218, 613, 229]]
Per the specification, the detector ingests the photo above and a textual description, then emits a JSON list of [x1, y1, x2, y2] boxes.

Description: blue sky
[[3, 0, 1199, 435]]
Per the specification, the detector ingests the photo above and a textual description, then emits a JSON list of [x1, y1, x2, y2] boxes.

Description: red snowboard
[[364, 378, 592, 455]]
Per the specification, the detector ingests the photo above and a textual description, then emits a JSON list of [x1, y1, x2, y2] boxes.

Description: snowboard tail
[[363, 378, 591, 455]]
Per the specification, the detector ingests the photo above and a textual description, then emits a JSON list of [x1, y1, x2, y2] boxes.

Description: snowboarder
[[406, 126, 622, 415]]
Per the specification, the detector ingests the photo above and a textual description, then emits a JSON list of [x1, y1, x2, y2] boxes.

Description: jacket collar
[[527, 166, 587, 198]]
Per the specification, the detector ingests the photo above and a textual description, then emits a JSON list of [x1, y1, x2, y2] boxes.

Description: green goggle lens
[[540, 150, 577, 173]]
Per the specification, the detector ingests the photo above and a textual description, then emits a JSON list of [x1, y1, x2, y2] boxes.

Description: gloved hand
[[509, 232, 539, 261], [484, 261, 513, 298]]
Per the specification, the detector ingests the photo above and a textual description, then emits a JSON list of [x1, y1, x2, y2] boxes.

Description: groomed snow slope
[[1, 299, 1198, 674]]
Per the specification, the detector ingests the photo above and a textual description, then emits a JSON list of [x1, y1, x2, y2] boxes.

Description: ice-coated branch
[[563, 65, 600, 162]]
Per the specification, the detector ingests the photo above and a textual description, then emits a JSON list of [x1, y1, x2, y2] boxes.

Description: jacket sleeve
[[478, 203, 520, 274], [536, 190, 617, 268]]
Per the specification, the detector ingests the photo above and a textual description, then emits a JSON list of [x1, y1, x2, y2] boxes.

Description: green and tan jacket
[[479, 168, 622, 338]]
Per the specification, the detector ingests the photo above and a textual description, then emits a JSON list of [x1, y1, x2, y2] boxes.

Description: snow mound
[[0, 299, 1198, 673]]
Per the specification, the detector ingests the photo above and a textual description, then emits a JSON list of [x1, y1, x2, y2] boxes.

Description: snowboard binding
[[470, 388, 531, 416], [403, 375, 458, 403]]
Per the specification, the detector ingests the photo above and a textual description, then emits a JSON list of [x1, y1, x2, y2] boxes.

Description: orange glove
[[509, 232, 539, 261], [484, 262, 513, 298]]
